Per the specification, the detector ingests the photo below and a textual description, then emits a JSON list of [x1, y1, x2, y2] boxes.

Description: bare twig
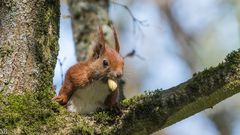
[[62, 15, 71, 19], [111, 1, 147, 60], [57, 57, 66, 85], [111, 1, 149, 34], [158, 0, 200, 72], [124, 49, 145, 60]]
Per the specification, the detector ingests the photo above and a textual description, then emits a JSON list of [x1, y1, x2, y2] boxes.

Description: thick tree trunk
[[0, 0, 60, 94], [67, 0, 110, 61]]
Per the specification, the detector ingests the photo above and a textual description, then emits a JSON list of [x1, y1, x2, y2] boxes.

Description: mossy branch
[[88, 49, 239, 135], [111, 49, 240, 134]]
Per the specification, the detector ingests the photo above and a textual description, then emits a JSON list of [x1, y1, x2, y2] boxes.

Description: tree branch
[[103, 49, 240, 134], [111, 1, 149, 34], [46, 49, 240, 135], [158, 0, 199, 72]]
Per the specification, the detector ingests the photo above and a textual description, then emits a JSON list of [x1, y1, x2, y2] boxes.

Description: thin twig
[[111, 1, 149, 34], [111, 1, 146, 61], [63, 15, 71, 19], [124, 49, 145, 60], [57, 57, 66, 85]]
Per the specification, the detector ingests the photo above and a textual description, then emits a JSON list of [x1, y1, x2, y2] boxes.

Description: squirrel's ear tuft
[[92, 26, 106, 59], [111, 25, 120, 53]]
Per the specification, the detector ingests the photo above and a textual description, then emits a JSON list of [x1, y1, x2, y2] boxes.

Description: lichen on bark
[[0, 0, 60, 94]]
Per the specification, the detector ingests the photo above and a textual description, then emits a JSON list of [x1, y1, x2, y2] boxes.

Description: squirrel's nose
[[116, 72, 122, 78]]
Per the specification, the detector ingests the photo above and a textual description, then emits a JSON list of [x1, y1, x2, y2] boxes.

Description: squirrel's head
[[90, 26, 124, 81]]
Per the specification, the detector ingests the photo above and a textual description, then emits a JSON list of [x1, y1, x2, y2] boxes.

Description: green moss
[[121, 93, 146, 107], [1, 0, 17, 9], [71, 124, 95, 135], [163, 80, 240, 128], [0, 88, 97, 134], [92, 111, 117, 125], [0, 83, 119, 134], [0, 42, 14, 58], [0, 89, 59, 133], [225, 49, 240, 64], [27, 0, 60, 95]]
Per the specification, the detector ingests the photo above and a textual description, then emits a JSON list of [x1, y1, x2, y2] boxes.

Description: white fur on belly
[[67, 81, 110, 114]]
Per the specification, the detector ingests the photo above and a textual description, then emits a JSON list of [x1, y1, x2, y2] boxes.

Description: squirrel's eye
[[103, 60, 109, 68]]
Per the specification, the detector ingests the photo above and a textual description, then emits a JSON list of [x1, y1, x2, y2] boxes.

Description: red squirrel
[[53, 26, 124, 114]]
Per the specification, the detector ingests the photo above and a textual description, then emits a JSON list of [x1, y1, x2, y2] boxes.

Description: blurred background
[[53, 0, 240, 135]]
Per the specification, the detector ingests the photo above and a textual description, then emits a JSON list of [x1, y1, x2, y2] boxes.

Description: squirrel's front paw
[[52, 95, 68, 105]]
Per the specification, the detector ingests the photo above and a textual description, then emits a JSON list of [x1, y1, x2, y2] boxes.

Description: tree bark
[[0, 0, 60, 94], [67, 0, 110, 61]]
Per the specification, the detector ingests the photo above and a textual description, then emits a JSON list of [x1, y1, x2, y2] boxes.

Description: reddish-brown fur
[[53, 26, 124, 110]]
